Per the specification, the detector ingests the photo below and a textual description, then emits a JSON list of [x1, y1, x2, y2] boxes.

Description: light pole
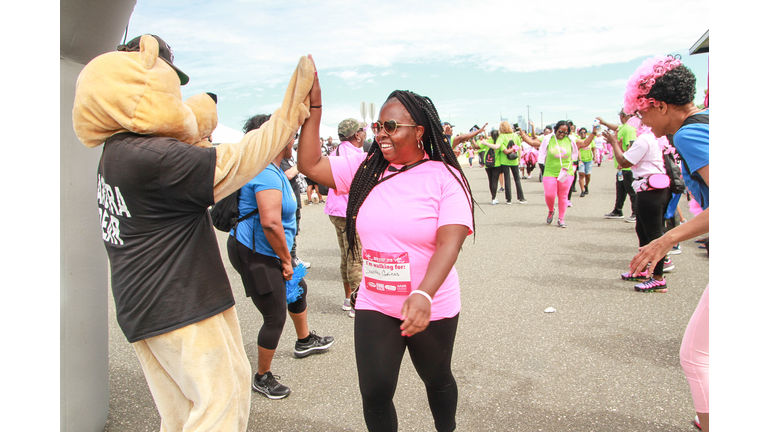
[[360, 102, 375, 147], [526, 105, 531, 133], [360, 102, 375, 123]]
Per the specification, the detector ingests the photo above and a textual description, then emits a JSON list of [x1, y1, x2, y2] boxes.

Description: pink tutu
[[523, 148, 538, 166]]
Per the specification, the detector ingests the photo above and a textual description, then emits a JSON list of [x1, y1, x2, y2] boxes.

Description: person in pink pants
[[519, 120, 597, 227], [624, 55, 709, 431]]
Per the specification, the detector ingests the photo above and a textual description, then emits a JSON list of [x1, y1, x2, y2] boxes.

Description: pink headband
[[623, 55, 683, 114]]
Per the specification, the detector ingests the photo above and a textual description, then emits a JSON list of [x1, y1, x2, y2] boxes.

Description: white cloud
[[125, 0, 709, 131], [130, 0, 707, 85], [327, 69, 378, 87]]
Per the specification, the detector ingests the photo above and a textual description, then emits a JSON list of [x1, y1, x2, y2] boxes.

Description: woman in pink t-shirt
[[297, 65, 474, 432]]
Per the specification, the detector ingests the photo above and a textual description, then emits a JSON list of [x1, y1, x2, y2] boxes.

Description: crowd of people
[[244, 56, 708, 431], [230, 62, 708, 432], [82, 34, 708, 432]]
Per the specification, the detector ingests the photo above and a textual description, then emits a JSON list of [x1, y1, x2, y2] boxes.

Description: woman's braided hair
[[345, 90, 475, 256]]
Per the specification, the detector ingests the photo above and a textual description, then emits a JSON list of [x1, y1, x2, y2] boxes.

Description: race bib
[[362, 249, 412, 295]]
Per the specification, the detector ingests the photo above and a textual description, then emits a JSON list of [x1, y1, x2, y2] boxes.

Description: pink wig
[[623, 55, 683, 114]]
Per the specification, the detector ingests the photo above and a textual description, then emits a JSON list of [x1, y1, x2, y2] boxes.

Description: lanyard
[[377, 159, 429, 186]]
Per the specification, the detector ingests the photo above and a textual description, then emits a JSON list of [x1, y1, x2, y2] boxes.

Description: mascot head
[[73, 34, 217, 148]]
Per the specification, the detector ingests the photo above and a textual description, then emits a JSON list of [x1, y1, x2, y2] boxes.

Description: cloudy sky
[[123, 0, 709, 139]]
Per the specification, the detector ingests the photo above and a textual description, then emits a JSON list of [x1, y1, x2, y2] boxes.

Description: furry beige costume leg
[[133, 307, 251, 432]]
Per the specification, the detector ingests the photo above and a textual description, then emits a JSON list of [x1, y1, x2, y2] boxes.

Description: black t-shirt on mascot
[[98, 132, 234, 343]]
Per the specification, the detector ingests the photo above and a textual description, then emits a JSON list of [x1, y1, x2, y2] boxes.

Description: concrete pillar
[[60, 57, 110, 432], [60, 1, 136, 430]]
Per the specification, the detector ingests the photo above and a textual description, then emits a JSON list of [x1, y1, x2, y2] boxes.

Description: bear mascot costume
[[72, 34, 315, 431]]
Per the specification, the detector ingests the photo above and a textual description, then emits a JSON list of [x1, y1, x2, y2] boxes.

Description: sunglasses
[[371, 120, 417, 135]]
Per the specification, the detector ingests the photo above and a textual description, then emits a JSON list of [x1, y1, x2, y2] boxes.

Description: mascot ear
[[185, 92, 219, 147], [139, 34, 160, 71]]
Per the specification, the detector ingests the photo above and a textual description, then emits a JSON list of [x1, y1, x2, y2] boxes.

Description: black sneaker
[[604, 210, 623, 219], [294, 331, 334, 358], [585, 186, 589, 194], [252, 372, 291, 399]]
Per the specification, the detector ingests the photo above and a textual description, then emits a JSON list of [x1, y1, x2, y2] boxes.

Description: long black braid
[[345, 90, 476, 256]]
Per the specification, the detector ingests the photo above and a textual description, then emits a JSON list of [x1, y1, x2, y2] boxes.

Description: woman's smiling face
[[374, 100, 424, 166]]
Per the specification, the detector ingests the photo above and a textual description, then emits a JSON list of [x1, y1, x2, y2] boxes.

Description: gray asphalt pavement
[[104, 161, 709, 432]]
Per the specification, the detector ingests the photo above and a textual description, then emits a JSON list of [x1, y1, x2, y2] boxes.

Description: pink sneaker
[[634, 278, 667, 293], [621, 270, 648, 281]]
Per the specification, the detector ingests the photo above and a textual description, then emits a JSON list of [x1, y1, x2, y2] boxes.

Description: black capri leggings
[[635, 187, 671, 276], [488, 165, 511, 202], [355, 310, 459, 432], [227, 235, 307, 350], [508, 164, 525, 200]]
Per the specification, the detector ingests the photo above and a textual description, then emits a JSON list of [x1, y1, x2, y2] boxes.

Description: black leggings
[[227, 236, 307, 350], [355, 310, 459, 432], [487, 165, 511, 201], [635, 188, 671, 276], [508, 164, 525, 200], [567, 162, 578, 199], [613, 170, 637, 215]]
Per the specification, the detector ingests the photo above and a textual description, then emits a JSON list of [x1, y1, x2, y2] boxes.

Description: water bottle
[[617, 170, 623, 181]]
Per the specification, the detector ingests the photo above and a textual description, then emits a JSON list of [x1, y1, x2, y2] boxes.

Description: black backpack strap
[[236, 207, 259, 224], [681, 113, 709, 127], [232, 207, 260, 253], [667, 112, 708, 186]]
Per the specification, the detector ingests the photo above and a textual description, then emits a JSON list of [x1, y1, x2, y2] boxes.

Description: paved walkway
[[105, 161, 708, 431]]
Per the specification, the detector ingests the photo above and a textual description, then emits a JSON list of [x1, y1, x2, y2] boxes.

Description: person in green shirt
[[576, 127, 597, 197], [498, 121, 527, 203], [598, 111, 637, 221], [519, 120, 598, 227], [479, 129, 505, 204]]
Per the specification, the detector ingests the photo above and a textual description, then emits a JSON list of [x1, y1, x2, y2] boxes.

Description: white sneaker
[[491, 199, 499, 205], [342, 298, 352, 311], [297, 259, 311, 269], [349, 309, 355, 318]]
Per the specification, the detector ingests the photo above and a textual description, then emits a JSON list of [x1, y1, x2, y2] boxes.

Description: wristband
[[310, 105, 322, 109], [409, 289, 433, 305]]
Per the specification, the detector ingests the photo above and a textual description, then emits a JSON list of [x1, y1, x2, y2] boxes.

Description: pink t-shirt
[[329, 152, 474, 320], [324, 141, 364, 217]]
